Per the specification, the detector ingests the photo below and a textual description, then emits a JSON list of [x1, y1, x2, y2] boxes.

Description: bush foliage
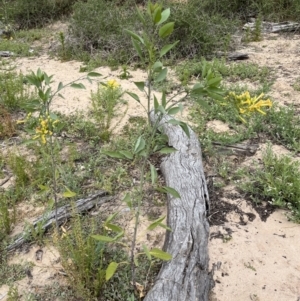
[[2, 0, 77, 29]]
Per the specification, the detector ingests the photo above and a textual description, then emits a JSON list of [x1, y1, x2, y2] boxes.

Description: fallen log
[[7, 191, 112, 252], [145, 114, 213, 301]]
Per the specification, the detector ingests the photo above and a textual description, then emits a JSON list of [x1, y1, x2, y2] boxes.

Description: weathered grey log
[[145, 114, 213, 301], [0, 51, 14, 57], [243, 21, 300, 33], [7, 191, 112, 252], [212, 141, 259, 156]]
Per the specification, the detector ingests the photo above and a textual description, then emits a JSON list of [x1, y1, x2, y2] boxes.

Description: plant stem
[[49, 134, 59, 231], [130, 118, 161, 286]]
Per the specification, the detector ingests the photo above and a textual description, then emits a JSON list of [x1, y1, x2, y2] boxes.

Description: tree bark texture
[[145, 114, 213, 301]]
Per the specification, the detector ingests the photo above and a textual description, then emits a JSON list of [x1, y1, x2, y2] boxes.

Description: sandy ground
[[1, 28, 300, 300]]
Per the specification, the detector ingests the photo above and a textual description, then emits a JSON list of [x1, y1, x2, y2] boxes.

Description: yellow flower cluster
[[106, 79, 120, 89], [227, 91, 272, 122], [33, 116, 59, 144]]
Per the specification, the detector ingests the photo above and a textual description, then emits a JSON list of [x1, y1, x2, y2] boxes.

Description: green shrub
[[69, 0, 140, 65], [199, 0, 300, 22], [3, 0, 77, 29], [69, 0, 240, 64], [238, 145, 300, 222], [0, 69, 35, 111], [168, 0, 240, 59]]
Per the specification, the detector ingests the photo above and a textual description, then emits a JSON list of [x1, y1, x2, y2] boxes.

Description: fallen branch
[[7, 191, 112, 252], [145, 114, 213, 301]]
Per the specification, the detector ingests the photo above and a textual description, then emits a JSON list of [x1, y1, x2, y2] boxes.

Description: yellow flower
[[106, 79, 119, 89], [227, 90, 272, 120], [34, 116, 59, 144]]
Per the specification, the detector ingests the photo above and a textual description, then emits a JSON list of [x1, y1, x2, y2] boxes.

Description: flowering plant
[[226, 91, 272, 123]]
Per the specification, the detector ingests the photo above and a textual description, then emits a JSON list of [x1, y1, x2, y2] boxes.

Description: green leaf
[[157, 8, 170, 25], [105, 223, 123, 233], [38, 184, 49, 191], [57, 82, 63, 91], [164, 186, 181, 198], [119, 150, 133, 160], [195, 98, 210, 111], [91, 235, 114, 242], [162, 91, 166, 108], [63, 189, 76, 198], [207, 76, 222, 87], [157, 105, 166, 114], [142, 244, 152, 260], [159, 147, 177, 154], [122, 193, 132, 209], [159, 22, 174, 39], [136, 6, 146, 25], [87, 71, 102, 77], [207, 90, 225, 102], [44, 72, 53, 85], [105, 212, 119, 224], [155, 68, 167, 82], [134, 81, 145, 92], [167, 107, 180, 115], [102, 150, 124, 159], [134, 257, 139, 267], [191, 82, 205, 94], [153, 6, 162, 24], [58, 93, 65, 99], [153, 61, 163, 72], [134, 136, 146, 154], [126, 91, 140, 103], [158, 223, 172, 231], [156, 186, 181, 198], [124, 29, 144, 44], [159, 41, 179, 57], [106, 262, 118, 281], [150, 164, 158, 185], [154, 95, 159, 112], [38, 90, 45, 101], [147, 216, 166, 231], [167, 119, 180, 125], [132, 38, 143, 60], [70, 83, 86, 89], [149, 248, 172, 260], [179, 122, 190, 138]]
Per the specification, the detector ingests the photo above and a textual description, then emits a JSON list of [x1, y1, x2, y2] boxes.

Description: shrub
[[69, 0, 140, 64], [68, 0, 240, 64], [198, 0, 300, 22], [168, 0, 240, 59], [3, 0, 77, 29], [0, 69, 35, 112]]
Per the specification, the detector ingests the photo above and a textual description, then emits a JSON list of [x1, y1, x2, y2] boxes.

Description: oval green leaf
[[149, 248, 172, 260], [154, 68, 167, 82], [106, 262, 118, 281], [159, 41, 179, 57], [159, 22, 174, 39]]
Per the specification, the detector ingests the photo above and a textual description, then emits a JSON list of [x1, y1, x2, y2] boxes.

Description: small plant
[[91, 79, 124, 139], [0, 195, 15, 240], [20, 68, 101, 229], [119, 65, 131, 80], [292, 77, 300, 91], [0, 104, 15, 138], [225, 91, 272, 123], [253, 14, 263, 42], [238, 145, 300, 222], [0, 69, 34, 111], [7, 285, 19, 301]]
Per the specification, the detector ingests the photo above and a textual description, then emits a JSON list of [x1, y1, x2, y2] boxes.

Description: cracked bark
[[144, 113, 213, 301]]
